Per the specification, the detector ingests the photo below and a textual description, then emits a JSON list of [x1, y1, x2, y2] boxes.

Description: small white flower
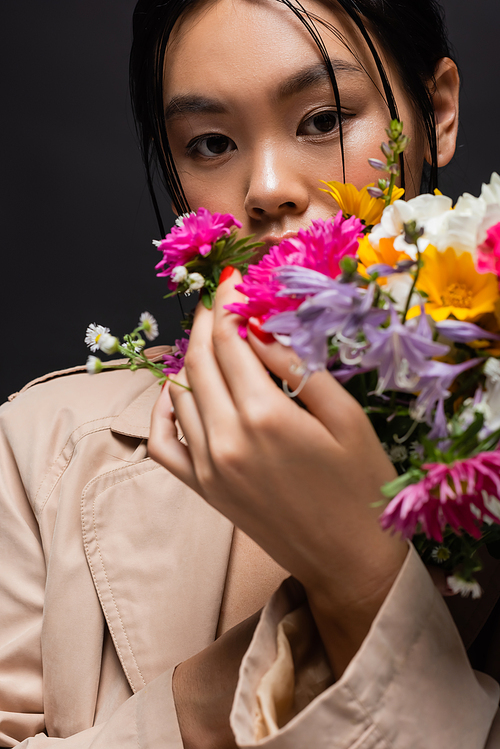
[[447, 575, 482, 599], [86, 355, 102, 375], [98, 333, 120, 355], [431, 546, 451, 564], [139, 311, 159, 341], [85, 323, 110, 352], [389, 445, 408, 463], [175, 212, 195, 227], [187, 272, 205, 290], [170, 266, 188, 284], [152, 239, 162, 247]]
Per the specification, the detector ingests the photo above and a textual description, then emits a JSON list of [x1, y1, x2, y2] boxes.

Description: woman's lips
[[251, 231, 298, 262], [259, 231, 298, 251]]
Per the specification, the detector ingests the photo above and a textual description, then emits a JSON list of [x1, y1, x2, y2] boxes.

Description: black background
[[1, 0, 499, 402]]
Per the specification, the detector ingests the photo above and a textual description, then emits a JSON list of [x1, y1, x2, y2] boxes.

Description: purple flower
[[162, 336, 189, 375], [435, 319, 500, 343], [263, 280, 387, 372], [411, 358, 482, 425], [362, 308, 450, 395]]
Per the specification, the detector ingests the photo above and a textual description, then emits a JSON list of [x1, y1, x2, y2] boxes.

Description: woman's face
[[163, 0, 426, 250]]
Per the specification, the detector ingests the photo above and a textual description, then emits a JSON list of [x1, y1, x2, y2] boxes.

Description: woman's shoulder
[[0, 347, 171, 479]]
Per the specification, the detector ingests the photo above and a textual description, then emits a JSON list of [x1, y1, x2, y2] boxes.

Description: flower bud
[[86, 355, 103, 374], [367, 186, 384, 199], [170, 265, 188, 283], [187, 272, 205, 290], [98, 333, 120, 355], [368, 158, 388, 172], [378, 178, 387, 191], [381, 142, 392, 159], [388, 162, 400, 175], [339, 255, 358, 275]]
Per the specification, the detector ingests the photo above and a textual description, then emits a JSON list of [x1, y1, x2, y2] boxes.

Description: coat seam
[[33, 417, 120, 515], [81, 460, 162, 693]]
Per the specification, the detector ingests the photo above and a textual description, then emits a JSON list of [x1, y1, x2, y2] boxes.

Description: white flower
[[446, 575, 482, 599], [187, 272, 205, 290], [139, 311, 159, 341], [371, 186, 500, 261], [370, 194, 453, 259], [170, 266, 188, 284], [382, 272, 423, 313], [85, 323, 110, 352], [431, 546, 450, 564], [98, 333, 120, 355], [86, 355, 102, 375], [389, 445, 408, 463], [152, 239, 162, 247], [175, 212, 195, 227], [480, 172, 500, 206]]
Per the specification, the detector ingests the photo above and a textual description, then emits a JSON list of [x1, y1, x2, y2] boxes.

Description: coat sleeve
[[0, 398, 183, 749], [230, 545, 500, 749]]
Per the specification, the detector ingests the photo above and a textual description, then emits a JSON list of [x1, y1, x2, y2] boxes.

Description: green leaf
[[381, 468, 424, 499], [201, 289, 213, 309]]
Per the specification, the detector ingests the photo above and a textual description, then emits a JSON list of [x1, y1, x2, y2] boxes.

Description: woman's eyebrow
[[164, 95, 227, 122], [276, 58, 364, 101]]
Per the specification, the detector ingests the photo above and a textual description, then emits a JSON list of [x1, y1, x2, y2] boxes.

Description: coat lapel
[[81, 381, 234, 693]]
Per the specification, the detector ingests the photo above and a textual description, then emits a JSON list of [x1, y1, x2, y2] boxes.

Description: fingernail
[[248, 317, 275, 344], [219, 265, 235, 284]]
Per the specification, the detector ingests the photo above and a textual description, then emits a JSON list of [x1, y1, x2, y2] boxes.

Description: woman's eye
[[299, 110, 339, 136], [189, 134, 236, 158]]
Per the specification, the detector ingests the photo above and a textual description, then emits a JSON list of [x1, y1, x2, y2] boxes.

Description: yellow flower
[[320, 181, 405, 226], [357, 235, 411, 282], [408, 245, 500, 322]]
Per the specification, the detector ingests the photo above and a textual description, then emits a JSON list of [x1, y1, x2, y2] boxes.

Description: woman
[[1, 0, 498, 747]]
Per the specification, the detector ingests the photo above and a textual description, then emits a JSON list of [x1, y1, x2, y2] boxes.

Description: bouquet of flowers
[[85, 121, 500, 597]]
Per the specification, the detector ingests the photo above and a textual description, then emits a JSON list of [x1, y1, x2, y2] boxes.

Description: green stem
[[384, 172, 397, 207], [402, 250, 421, 323]]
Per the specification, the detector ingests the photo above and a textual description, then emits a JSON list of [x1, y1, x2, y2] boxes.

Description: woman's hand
[[149, 269, 408, 675]]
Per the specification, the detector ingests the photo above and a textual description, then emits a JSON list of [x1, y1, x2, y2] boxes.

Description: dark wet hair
[[130, 0, 454, 234]]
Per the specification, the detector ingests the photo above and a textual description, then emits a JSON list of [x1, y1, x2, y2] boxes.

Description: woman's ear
[[425, 57, 460, 168]]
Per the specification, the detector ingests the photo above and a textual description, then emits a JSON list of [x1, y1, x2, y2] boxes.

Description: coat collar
[[110, 345, 172, 440]]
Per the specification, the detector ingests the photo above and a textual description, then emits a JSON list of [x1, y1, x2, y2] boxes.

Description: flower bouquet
[[85, 121, 500, 597]]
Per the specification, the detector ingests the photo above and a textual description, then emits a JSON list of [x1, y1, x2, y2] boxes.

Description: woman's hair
[[130, 0, 454, 233]]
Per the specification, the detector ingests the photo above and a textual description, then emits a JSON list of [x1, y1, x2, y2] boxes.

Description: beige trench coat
[[1, 358, 500, 748]]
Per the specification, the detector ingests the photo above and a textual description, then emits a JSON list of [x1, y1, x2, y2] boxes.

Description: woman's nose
[[243, 146, 309, 221]]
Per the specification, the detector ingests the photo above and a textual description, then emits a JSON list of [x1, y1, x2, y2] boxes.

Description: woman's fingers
[[148, 382, 202, 494], [208, 270, 286, 408], [247, 325, 380, 450], [182, 302, 239, 435]]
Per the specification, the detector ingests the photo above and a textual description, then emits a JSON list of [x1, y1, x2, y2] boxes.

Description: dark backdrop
[[1, 0, 499, 402]]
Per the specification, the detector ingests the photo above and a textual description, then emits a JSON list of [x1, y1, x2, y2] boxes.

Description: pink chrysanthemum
[[162, 336, 189, 375], [227, 211, 363, 323], [380, 450, 500, 541], [477, 221, 500, 276], [156, 209, 241, 289]]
